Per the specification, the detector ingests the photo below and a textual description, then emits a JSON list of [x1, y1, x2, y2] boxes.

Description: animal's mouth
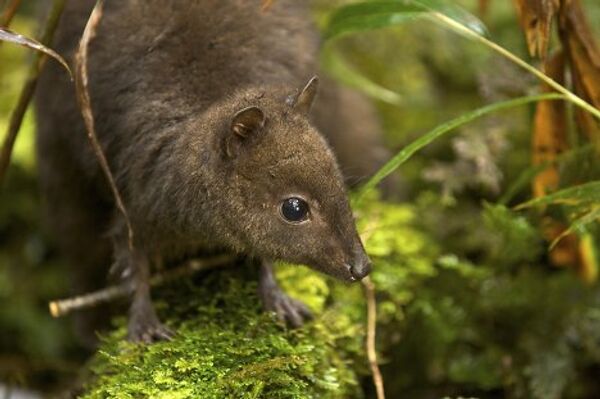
[[337, 262, 371, 283], [345, 256, 372, 282], [311, 260, 356, 282], [344, 263, 358, 282], [309, 254, 371, 282]]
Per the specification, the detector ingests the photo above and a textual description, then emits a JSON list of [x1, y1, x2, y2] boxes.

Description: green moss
[[81, 199, 440, 398], [82, 267, 363, 399]]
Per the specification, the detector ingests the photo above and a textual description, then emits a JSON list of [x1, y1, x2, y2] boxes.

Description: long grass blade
[[356, 93, 565, 200], [515, 180, 600, 209], [323, 0, 600, 121], [499, 144, 595, 205], [321, 47, 403, 105]]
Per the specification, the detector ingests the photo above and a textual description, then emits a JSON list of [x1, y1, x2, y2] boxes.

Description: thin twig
[[49, 254, 236, 317], [0, 0, 21, 27], [362, 276, 386, 399], [359, 212, 386, 398], [74, 0, 135, 251], [0, 0, 66, 184]]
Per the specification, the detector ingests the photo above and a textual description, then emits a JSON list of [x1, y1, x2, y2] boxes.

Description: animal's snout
[[349, 249, 372, 281]]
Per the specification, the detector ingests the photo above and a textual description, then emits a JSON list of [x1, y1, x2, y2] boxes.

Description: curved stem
[[0, 0, 66, 185], [363, 276, 386, 399], [0, 0, 22, 27], [430, 12, 600, 121], [356, 93, 566, 200]]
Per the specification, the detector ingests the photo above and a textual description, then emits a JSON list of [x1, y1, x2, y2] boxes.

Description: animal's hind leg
[[110, 233, 174, 343], [126, 250, 174, 343]]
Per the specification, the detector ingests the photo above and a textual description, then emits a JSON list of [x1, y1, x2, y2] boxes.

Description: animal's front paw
[[127, 307, 174, 343], [260, 288, 313, 328]]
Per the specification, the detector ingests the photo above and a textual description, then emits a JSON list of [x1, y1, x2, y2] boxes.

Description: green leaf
[[324, 0, 487, 40], [320, 47, 403, 105], [499, 162, 551, 206], [550, 206, 600, 249], [413, 0, 487, 35], [568, 207, 600, 235], [325, 2, 423, 40], [515, 181, 600, 210], [355, 93, 565, 200], [515, 180, 600, 249], [498, 144, 595, 205], [323, 0, 600, 123], [322, 0, 487, 104]]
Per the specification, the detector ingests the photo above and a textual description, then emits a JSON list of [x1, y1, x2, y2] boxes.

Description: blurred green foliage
[[0, 19, 36, 172], [0, 15, 81, 394], [1, 1, 600, 398]]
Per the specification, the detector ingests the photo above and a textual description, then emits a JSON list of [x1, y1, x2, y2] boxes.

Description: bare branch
[[49, 254, 236, 317]]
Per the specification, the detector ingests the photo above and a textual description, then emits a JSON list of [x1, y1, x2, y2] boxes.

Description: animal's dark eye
[[280, 197, 309, 223]]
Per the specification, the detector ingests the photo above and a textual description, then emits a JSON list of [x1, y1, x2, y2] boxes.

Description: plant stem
[[356, 93, 566, 200], [74, 0, 137, 251], [363, 276, 386, 399], [0, 0, 22, 27], [49, 255, 236, 317], [0, 0, 66, 185], [430, 12, 600, 121]]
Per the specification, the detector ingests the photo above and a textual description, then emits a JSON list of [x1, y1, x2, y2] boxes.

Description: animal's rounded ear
[[224, 106, 266, 157], [292, 75, 319, 114]]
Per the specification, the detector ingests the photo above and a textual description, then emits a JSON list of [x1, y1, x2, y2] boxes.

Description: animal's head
[[214, 76, 371, 282]]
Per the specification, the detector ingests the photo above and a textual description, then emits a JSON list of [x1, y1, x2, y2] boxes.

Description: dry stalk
[[0, 0, 22, 27], [362, 276, 386, 399], [261, 0, 274, 12], [74, 0, 135, 251], [49, 254, 236, 317], [0, 0, 66, 184], [359, 215, 386, 399]]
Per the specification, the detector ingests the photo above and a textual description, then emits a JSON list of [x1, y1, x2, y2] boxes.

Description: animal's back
[[38, 0, 318, 186], [36, 0, 321, 232]]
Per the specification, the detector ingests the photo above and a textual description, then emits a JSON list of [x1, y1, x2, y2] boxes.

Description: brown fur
[[35, 0, 389, 341]]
